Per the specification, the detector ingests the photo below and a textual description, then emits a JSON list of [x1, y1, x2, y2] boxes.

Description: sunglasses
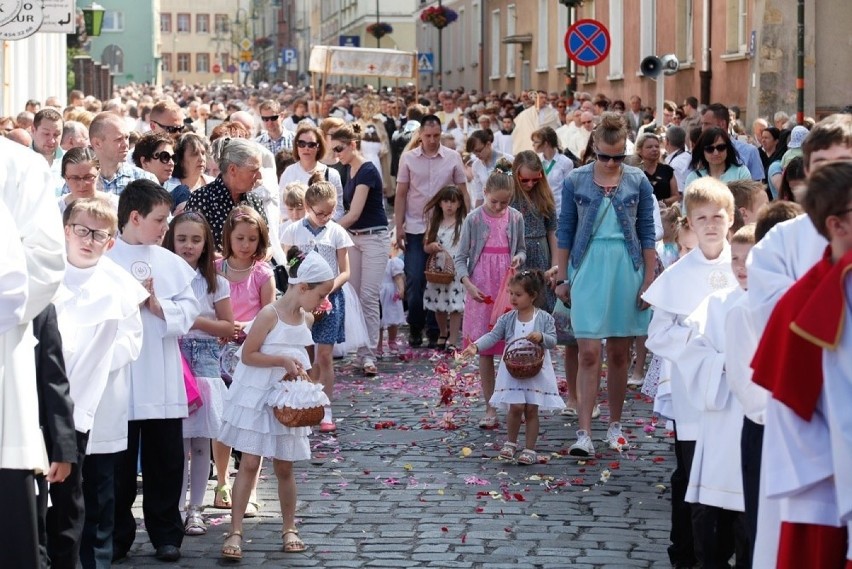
[[261, 115, 279, 122], [595, 152, 626, 163], [151, 151, 174, 164], [704, 143, 728, 154], [69, 223, 111, 244], [518, 174, 542, 184], [152, 120, 185, 134], [296, 140, 319, 149], [332, 145, 347, 154]]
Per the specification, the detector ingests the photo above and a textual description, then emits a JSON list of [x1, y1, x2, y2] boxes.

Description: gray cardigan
[[453, 206, 526, 281], [474, 309, 557, 353]]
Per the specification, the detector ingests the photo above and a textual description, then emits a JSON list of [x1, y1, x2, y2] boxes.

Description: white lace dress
[[218, 309, 314, 461]]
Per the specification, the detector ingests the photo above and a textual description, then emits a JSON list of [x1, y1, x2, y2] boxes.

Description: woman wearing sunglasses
[[279, 123, 344, 221], [132, 132, 175, 186], [685, 127, 751, 188], [553, 112, 657, 459]]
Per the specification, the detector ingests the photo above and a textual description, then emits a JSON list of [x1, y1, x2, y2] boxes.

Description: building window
[[101, 45, 124, 74], [536, 0, 548, 71], [197, 53, 210, 73], [490, 9, 500, 79], [676, 0, 694, 62], [608, 0, 623, 78], [101, 10, 124, 32], [162, 53, 172, 73], [639, 0, 655, 63], [160, 13, 172, 34], [177, 53, 191, 73], [556, 2, 568, 68], [726, 0, 748, 53], [196, 14, 209, 34], [471, 2, 480, 66], [177, 13, 190, 33], [582, 0, 596, 82], [214, 14, 229, 34], [505, 5, 515, 77], [220, 53, 230, 67]]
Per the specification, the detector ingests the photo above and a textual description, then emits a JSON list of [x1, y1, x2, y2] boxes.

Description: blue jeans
[[403, 233, 438, 338]]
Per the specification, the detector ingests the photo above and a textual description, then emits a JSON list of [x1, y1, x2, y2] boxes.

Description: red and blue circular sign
[[564, 19, 611, 66]]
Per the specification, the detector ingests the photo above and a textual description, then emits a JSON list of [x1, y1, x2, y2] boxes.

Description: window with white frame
[[471, 2, 480, 66], [162, 53, 172, 73], [726, 0, 748, 53], [506, 5, 516, 77], [177, 13, 190, 33], [536, 0, 548, 71], [556, 2, 568, 68], [676, 0, 694, 62], [196, 14, 209, 34], [160, 13, 172, 34], [639, 0, 655, 64], [490, 9, 500, 79], [101, 10, 123, 32], [177, 53, 190, 73], [608, 0, 623, 78], [197, 53, 210, 73], [214, 14, 229, 34]]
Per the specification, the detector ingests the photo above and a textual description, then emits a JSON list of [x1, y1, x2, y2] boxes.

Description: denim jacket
[[454, 206, 526, 280], [556, 163, 656, 270]]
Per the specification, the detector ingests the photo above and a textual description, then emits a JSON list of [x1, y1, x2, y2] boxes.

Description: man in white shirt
[[665, 125, 692, 196]]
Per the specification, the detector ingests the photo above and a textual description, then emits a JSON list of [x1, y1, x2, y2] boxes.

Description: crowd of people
[[1, 79, 850, 569]]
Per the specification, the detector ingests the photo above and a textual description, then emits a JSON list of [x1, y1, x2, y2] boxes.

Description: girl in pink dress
[[454, 161, 526, 428]]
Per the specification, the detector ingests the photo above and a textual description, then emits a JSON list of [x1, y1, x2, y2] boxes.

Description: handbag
[[181, 353, 203, 414], [488, 268, 516, 329]]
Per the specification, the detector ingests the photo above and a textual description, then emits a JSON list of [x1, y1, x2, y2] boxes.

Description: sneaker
[[606, 422, 631, 451], [591, 403, 601, 419], [627, 375, 644, 387], [568, 430, 594, 458]]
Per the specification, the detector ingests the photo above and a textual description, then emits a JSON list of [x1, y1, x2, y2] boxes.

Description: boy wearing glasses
[[54, 197, 148, 568]]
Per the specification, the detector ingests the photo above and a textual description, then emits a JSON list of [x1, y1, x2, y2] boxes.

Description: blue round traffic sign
[[565, 19, 611, 66]]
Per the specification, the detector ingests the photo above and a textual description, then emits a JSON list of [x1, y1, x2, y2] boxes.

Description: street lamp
[[558, 0, 584, 97], [82, 2, 105, 37]]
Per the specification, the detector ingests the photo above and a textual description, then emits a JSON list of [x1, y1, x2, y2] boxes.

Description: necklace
[[224, 259, 255, 273]]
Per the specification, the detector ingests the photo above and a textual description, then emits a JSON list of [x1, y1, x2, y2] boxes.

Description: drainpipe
[[796, 0, 804, 124], [699, 0, 711, 104]]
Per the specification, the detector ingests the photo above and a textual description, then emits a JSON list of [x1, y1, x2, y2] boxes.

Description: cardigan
[[474, 309, 557, 352], [453, 206, 526, 280]]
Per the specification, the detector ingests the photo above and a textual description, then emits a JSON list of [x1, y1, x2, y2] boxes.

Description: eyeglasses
[[66, 174, 98, 183], [151, 151, 174, 164], [704, 143, 728, 154], [152, 120, 185, 134], [261, 115, 279, 122], [518, 174, 542, 184], [69, 223, 111, 244], [296, 140, 319, 149], [310, 206, 333, 219], [595, 152, 626, 163], [332, 145, 347, 154]]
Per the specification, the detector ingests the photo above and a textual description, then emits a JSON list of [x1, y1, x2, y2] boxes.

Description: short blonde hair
[[684, 177, 735, 218], [62, 196, 118, 234], [731, 223, 756, 246], [283, 182, 307, 207]]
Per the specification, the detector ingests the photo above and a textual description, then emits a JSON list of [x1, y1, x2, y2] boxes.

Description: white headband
[[288, 250, 335, 284]]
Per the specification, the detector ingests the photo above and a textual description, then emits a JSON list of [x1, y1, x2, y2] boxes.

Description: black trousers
[[37, 430, 89, 569], [0, 469, 40, 569], [114, 418, 184, 558], [669, 429, 698, 567], [741, 417, 764, 565], [80, 452, 117, 569], [692, 503, 751, 568]]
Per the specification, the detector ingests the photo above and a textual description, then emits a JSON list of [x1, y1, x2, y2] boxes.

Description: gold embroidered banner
[[309, 46, 416, 79]]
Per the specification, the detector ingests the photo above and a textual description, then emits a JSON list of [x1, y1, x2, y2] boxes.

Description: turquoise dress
[[569, 196, 651, 338]]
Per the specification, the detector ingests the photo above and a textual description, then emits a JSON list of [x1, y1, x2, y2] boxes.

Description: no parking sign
[[564, 19, 610, 67]]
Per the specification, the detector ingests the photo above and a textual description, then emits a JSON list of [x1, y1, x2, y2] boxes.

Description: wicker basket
[[503, 338, 544, 380], [425, 252, 455, 285], [272, 371, 326, 428]]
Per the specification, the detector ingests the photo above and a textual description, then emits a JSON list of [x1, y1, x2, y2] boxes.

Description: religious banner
[[309, 46, 416, 79]]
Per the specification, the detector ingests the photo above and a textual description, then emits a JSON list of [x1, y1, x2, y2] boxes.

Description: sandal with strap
[[282, 528, 306, 553], [221, 531, 243, 560], [499, 441, 518, 460], [516, 449, 537, 465], [213, 484, 232, 509]]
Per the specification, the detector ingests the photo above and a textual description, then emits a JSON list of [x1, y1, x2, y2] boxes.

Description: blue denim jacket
[[556, 163, 656, 270]]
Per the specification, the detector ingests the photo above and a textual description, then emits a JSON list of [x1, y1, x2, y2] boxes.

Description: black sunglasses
[[595, 152, 626, 163], [704, 143, 728, 154], [332, 145, 346, 154], [151, 151, 174, 164], [261, 115, 280, 122], [296, 140, 319, 149], [152, 120, 185, 134]]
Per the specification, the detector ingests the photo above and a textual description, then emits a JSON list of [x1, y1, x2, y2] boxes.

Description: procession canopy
[[309, 46, 417, 79]]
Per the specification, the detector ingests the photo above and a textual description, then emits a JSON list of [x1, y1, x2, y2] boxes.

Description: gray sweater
[[474, 309, 557, 353], [453, 206, 526, 281]]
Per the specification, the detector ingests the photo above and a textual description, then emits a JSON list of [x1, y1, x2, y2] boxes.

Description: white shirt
[[279, 162, 344, 221], [280, 218, 353, 275], [183, 272, 230, 339], [540, 152, 573, 214], [666, 148, 692, 195]]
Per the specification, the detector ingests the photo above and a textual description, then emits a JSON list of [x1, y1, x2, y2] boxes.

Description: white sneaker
[[606, 422, 631, 451], [568, 430, 595, 458], [591, 403, 601, 419]]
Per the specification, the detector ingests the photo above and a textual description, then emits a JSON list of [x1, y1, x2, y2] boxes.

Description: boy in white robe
[[746, 114, 852, 568], [679, 224, 755, 567], [52, 198, 148, 568], [106, 179, 200, 563], [642, 177, 737, 568]]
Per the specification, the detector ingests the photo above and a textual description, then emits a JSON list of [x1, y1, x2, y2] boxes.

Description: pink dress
[[462, 210, 511, 356]]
